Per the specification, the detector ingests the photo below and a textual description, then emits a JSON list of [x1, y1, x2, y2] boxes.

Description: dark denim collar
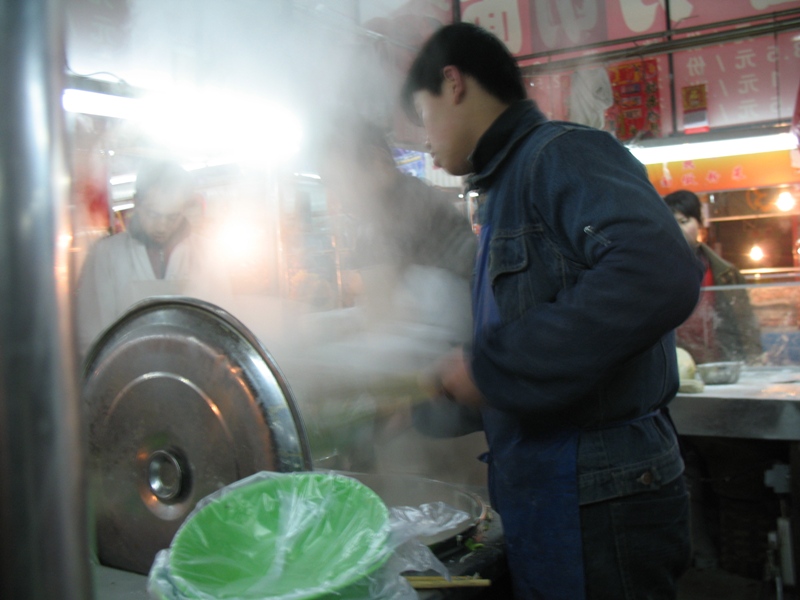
[[467, 100, 547, 191]]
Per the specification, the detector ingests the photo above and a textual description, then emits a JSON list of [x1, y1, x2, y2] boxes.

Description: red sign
[[606, 58, 661, 141]]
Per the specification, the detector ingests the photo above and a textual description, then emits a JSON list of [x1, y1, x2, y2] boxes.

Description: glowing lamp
[[776, 191, 796, 212], [749, 245, 765, 262]]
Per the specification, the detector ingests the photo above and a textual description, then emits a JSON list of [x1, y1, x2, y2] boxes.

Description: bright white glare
[[213, 220, 261, 261], [749, 245, 765, 261], [57, 233, 73, 249], [141, 90, 303, 164], [183, 158, 238, 171], [62, 88, 303, 164], [628, 133, 797, 165], [776, 191, 796, 212], [62, 89, 141, 120], [110, 173, 137, 186], [112, 202, 135, 212]]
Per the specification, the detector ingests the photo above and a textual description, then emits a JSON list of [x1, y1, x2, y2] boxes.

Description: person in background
[[284, 116, 480, 475], [666, 189, 773, 575], [401, 22, 701, 599], [320, 115, 477, 287], [664, 189, 762, 364], [76, 159, 226, 360]]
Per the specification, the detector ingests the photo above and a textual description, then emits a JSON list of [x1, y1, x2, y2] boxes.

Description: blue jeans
[[581, 476, 691, 600]]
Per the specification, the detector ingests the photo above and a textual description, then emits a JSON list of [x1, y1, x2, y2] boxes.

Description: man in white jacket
[[76, 160, 220, 360]]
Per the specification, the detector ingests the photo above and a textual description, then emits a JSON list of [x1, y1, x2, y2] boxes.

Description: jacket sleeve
[[470, 129, 702, 420]]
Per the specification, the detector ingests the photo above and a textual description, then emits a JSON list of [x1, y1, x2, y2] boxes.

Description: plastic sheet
[[148, 471, 470, 600]]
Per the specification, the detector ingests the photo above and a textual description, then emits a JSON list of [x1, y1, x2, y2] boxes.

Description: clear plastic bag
[[147, 471, 470, 600]]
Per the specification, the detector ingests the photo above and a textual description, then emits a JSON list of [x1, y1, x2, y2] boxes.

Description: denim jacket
[[468, 101, 702, 504]]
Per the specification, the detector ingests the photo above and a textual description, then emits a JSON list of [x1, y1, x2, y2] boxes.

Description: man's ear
[[442, 65, 467, 103]]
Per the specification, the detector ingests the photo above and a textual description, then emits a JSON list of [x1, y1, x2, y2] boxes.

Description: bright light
[[628, 133, 797, 165], [110, 173, 137, 186], [213, 220, 262, 262], [62, 89, 141, 120], [62, 87, 303, 164], [776, 191, 796, 212], [140, 89, 303, 164], [749, 245, 765, 261]]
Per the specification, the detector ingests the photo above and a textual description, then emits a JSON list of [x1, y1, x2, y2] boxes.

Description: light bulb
[[776, 191, 796, 212]]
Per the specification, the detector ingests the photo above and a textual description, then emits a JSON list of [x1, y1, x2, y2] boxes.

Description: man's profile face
[[136, 186, 187, 245], [413, 86, 473, 176]]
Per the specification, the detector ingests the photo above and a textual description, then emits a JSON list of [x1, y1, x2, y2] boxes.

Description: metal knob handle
[[147, 450, 186, 502]]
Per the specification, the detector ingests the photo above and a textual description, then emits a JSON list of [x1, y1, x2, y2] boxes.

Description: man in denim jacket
[[402, 23, 702, 599]]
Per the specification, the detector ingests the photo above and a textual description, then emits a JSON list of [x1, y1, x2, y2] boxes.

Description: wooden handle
[[404, 575, 491, 589]]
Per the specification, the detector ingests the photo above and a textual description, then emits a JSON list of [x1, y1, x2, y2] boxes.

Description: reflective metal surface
[[671, 367, 800, 440], [0, 0, 92, 598], [84, 297, 312, 574]]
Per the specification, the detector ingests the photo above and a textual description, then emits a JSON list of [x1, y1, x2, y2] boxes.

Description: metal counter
[[670, 366, 800, 586], [670, 367, 800, 441]]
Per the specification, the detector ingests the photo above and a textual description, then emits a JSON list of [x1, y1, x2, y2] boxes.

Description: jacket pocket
[[488, 230, 562, 319]]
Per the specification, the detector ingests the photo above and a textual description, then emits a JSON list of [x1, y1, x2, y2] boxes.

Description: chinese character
[[463, 0, 523, 53], [686, 56, 706, 77], [737, 99, 759, 120], [735, 48, 757, 69], [738, 74, 759, 94], [767, 45, 779, 63]]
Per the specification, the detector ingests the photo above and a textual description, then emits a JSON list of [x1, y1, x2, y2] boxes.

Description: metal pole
[[0, 0, 92, 598]]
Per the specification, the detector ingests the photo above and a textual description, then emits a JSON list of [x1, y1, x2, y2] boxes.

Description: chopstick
[[404, 575, 491, 589]]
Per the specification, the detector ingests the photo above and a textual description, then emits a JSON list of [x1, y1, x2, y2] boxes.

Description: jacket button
[[638, 471, 654, 486]]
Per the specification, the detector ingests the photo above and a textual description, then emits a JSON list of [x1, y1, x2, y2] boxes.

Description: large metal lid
[[83, 297, 311, 574]]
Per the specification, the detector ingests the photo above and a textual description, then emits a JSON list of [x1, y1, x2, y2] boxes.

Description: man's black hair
[[400, 22, 526, 122], [664, 189, 702, 223]]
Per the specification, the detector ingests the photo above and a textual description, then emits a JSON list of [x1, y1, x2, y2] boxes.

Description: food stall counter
[[670, 366, 800, 441]]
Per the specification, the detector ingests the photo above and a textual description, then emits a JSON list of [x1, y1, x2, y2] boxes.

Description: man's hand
[[437, 347, 485, 409]]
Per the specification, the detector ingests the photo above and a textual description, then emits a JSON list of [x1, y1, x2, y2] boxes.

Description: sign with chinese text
[[646, 150, 800, 195]]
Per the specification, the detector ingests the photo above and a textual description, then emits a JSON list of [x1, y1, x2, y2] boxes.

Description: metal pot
[[84, 297, 490, 576], [83, 297, 311, 574]]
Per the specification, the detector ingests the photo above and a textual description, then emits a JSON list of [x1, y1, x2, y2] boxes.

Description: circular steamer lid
[[83, 297, 312, 575]]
